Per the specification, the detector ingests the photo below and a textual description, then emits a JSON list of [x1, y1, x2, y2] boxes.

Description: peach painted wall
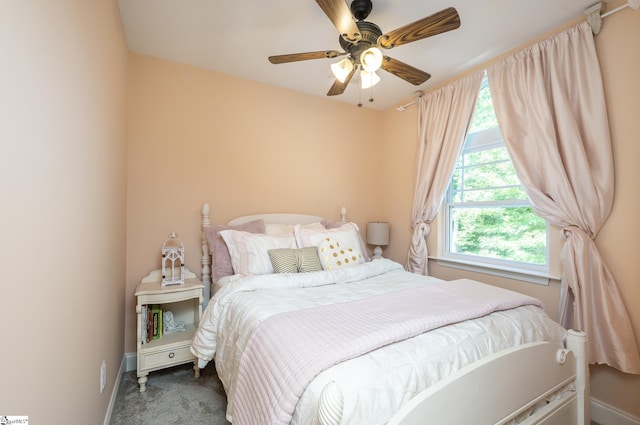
[[588, 3, 640, 417], [378, 106, 418, 263], [0, 1, 128, 424], [125, 53, 383, 353], [380, 3, 640, 418]]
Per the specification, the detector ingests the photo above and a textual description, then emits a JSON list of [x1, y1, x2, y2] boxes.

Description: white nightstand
[[135, 269, 204, 392]]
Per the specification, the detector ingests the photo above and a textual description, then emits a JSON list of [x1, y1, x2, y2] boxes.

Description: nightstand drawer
[[140, 345, 194, 371]]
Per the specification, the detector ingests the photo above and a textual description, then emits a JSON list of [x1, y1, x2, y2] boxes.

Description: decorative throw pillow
[[219, 230, 297, 275], [296, 223, 369, 260], [204, 220, 265, 282], [317, 236, 364, 270], [320, 221, 371, 261], [268, 247, 323, 273]]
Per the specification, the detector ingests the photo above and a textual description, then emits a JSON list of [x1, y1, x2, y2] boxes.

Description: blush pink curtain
[[487, 21, 640, 374], [406, 71, 483, 274]]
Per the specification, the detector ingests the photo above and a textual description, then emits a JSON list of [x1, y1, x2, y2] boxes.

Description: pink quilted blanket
[[231, 278, 544, 425]]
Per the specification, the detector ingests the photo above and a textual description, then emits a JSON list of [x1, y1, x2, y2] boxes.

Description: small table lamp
[[367, 222, 390, 259]]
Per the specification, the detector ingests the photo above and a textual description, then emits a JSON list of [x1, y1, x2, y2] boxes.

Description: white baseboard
[[103, 355, 125, 425], [591, 398, 640, 425], [124, 352, 137, 373]]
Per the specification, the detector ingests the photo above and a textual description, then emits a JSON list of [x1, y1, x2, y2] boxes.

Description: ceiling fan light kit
[[360, 47, 383, 72], [268, 0, 461, 105], [360, 70, 380, 89], [331, 58, 355, 83]]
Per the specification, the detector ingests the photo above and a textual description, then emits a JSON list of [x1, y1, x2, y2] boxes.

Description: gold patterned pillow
[[317, 236, 364, 270]]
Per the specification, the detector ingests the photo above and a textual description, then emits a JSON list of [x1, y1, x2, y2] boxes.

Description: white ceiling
[[118, 0, 601, 111]]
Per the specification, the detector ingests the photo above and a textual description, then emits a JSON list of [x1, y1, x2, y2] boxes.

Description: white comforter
[[191, 259, 567, 425]]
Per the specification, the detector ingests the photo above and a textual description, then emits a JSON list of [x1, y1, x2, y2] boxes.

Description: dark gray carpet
[[109, 363, 602, 425], [109, 363, 230, 425]]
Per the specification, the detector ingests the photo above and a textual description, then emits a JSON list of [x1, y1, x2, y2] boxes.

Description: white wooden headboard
[[200, 203, 347, 305]]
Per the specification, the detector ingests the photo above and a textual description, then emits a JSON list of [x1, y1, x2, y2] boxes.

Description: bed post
[[340, 206, 347, 223], [201, 203, 212, 305], [317, 381, 343, 425], [565, 330, 590, 424]]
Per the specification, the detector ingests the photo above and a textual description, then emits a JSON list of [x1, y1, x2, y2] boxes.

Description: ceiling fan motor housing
[[339, 20, 382, 64]]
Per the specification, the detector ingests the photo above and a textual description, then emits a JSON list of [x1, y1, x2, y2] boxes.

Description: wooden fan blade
[[327, 67, 356, 96], [378, 7, 460, 49], [316, 0, 362, 42], [381, 56, 431, 86], [268, 50, 345, 64]]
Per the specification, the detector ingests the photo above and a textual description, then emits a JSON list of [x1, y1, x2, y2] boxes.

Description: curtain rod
[[398, 1, 637, 112], [586, 0, 639, 34], [395, 91, 423, 112]]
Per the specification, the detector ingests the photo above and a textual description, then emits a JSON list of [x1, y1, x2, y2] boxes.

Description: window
[[443, 79, 548, 273]]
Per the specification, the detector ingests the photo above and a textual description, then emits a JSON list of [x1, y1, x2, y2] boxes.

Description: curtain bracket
[[395, 91, 424, 112], [585, 0, 640, 35], [585, 2, 604, 34]]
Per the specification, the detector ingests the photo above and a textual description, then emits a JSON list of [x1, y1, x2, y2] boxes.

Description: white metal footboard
[[317, 330, 588, 425]]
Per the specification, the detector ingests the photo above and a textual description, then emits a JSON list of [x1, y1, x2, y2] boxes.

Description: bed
[[192, 203, 589, 425]]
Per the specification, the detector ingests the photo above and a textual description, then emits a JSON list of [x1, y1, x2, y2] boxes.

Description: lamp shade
[[331, 58, 354, 83], [361, 70, 380, 89], [367, 222, 390, 246], [360, 47, 383, 72]]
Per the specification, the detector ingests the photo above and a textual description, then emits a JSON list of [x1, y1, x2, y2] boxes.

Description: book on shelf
[[141, 304, 162, 343], [141, 305, 148, 344], [147, 305, 153, 343], [152, 305, 163, 340]]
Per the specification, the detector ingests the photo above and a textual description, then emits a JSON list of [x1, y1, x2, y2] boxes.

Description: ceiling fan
[[268, 0, 461, 99]]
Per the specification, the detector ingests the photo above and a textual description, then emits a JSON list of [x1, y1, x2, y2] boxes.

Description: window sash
[[444, 203, 549, 270], [444, 131, 548, 270]]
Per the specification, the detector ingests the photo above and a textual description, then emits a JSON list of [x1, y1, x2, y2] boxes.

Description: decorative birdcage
[[161, 233, 185, 286]]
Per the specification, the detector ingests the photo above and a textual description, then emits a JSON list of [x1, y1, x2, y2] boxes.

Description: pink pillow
[[204, 220, 265, 282], [321, 219, 345, 229]]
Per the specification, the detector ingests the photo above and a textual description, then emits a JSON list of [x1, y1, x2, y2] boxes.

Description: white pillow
[[294, 223, 360, 248], [219, 230, 297, 275], [264, 223, 296, 236], [317, 236, 364, 270], [295, 225, 365, 270], [265, 222, 325, 236]]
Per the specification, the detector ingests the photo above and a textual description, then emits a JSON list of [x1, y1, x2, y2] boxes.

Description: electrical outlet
[[100, 360, 107, 393]]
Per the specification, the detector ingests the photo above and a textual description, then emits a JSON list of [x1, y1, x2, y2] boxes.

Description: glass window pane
[[450, 168, 462, 201], [468, 83, 499, 134], [449, 206, 547, 265], [463, 161, 522, 191], [463, 146, 510, 165], [460, 187, 528, 202]]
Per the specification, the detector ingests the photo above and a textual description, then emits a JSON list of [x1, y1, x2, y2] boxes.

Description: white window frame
[[441, 125, 551, 282]]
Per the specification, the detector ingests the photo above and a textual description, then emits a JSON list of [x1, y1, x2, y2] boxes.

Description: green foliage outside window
[[468, 82, 498, 133], [450, 207, 547, 264]]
